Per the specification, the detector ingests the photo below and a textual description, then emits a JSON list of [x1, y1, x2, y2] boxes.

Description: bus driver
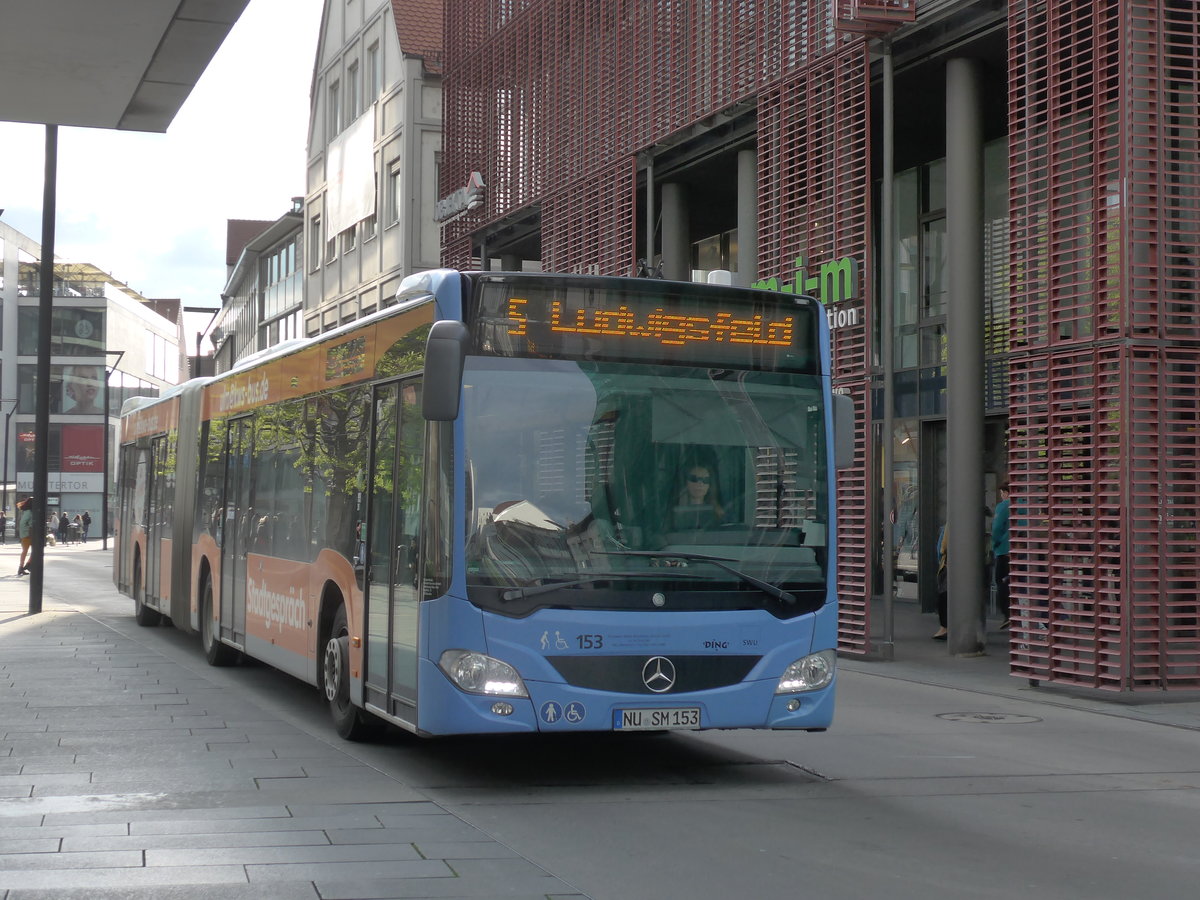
[[672, 462, 725, 531]]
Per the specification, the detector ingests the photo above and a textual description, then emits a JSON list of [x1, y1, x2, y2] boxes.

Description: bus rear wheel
[[200, 574, 239, 667], [323, 605, 377, 741], [132, 556, 161, 627]]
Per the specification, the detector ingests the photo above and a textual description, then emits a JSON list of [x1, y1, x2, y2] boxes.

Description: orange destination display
[[469, 274, 820, 373]]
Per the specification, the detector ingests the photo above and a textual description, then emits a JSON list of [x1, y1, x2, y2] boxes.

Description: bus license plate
[[615, 707, 701, 731]]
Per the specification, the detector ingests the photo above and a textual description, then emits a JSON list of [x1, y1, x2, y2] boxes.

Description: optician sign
[[753, 254, 860, 330]]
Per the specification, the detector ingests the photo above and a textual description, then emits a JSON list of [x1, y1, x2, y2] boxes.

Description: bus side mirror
[[422, 320, 470, 421], [833, 392, 855, 470]]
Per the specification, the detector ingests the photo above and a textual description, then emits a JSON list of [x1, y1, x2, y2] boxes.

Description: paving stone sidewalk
[[0, 557, 584, 900]]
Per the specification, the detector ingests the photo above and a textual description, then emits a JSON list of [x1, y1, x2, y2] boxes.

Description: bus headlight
[[438, 650, 529, 698], [775, 650, 836, 693]]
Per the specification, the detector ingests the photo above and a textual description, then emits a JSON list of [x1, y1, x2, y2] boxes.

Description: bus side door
[[219, 417, 254, 644]]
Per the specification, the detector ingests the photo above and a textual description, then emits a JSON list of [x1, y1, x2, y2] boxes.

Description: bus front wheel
[[323, 605, 377, 741], [200, 574, 239, 667]]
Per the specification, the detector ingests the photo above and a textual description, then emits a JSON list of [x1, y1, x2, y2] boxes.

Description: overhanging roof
[[0, 0, 250, 133]]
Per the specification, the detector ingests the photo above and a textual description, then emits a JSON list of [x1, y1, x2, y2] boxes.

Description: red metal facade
[[758, 44, 873, 651], [442, 0, 878, 651], [1009, 0, 1200, 688], [442, 0, 1200, 681]]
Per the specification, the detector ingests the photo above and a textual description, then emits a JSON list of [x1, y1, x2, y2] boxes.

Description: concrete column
[[660, 182, 690, 281], [945, 57, 986, 655], [645, 155, 656, 269], [736, 149, 758, 287]]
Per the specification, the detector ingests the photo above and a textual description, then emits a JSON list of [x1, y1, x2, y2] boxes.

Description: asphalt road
[[19, 546, 1200, 899]]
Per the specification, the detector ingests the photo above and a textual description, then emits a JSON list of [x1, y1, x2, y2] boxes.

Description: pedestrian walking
[[81, 509, 91, 543], [993, 482, 1011, 629], [16, 498, 34, 575], [0, 509, 7, 545]]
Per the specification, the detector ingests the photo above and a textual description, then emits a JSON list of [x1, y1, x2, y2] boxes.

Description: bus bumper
[[416, 659, 834, 735]]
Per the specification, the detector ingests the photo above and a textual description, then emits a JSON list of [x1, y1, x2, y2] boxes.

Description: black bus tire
[[201, 573, 239, 667], [132, 555, 162, 627], [323, 604, 377, 741]]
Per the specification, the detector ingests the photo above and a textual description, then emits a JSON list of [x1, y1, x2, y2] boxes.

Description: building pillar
[[945, 57, 986, 655], [736, 149, 758, 287], [660, 182, 690, 282]]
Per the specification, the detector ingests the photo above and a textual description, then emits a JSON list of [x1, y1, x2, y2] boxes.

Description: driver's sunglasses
[[687, 474, 711, 484]]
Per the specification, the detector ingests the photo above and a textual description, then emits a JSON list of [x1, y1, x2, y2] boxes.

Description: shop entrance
[[890, 417, 1007, 619]]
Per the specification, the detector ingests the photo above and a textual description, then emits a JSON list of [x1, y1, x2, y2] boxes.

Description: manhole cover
[[937, 712, 1042, 724]]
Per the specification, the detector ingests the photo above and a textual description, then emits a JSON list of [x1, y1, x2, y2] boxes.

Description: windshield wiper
[[598, 550, 796, 605], [500, 571, 678, 602]]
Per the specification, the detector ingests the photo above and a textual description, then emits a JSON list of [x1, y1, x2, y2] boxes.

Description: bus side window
[[311, 386, 371, 563]]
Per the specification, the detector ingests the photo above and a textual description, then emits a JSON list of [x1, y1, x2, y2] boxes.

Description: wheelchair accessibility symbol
[[540, 700, 586, 725]]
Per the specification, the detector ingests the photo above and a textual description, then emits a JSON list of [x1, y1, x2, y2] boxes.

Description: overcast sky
[[0, 0, 323, 346]]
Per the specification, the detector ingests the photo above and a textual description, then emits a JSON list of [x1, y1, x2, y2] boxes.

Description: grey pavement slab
[[0, 864, 249, 890], [0, 576, 583, 899], [62, 828, 332, 852], [146, 842, 425, 867], [8, 543, 1199, 900], [5, 885, 318, 900], [245, 858, 454, 882]]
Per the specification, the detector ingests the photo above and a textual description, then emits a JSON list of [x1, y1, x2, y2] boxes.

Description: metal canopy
[[0, 0, 249, 133]]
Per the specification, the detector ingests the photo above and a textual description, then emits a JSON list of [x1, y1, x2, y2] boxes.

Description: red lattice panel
[[758, 42, 871, 378], [442, 1, 863, 273], [835, 0, 917, 36], [1008, 1, 1200, 690], [759, 42, 873, 652], [1009, 346, 1200, 690], [1008, 0, 1124, 352], [1128, 347, 1200, 688], [834, 380, 870, 655], [1007, 349, 1125, 688], [441, 1, 876, 652], [1125, 1, 1200, 343], [541, 160, 637, 275]]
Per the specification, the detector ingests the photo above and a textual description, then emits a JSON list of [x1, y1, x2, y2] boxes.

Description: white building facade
[[0, 222, 182, 534], [303, 0, 443, 336]]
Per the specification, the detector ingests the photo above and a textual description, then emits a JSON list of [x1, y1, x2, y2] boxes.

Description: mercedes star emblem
[[642, 656, 676, 693]]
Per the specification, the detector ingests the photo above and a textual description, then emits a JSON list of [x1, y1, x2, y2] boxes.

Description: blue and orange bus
[[115, 269, 851, 739]]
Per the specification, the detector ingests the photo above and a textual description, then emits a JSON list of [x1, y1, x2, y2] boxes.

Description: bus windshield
[[463, 357, 830, 618]]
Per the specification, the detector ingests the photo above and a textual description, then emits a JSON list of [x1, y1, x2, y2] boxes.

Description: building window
[[362, 172, 378, 240], [347, 61, 360, 122], [263, 236, 300, 321], [17, 307, 105, 357], [367, 42, 380, 101], [341, 226, 356, 254], [309, 216, 322, 271], [328, 79, 341, 136], [386, 159, 402, 226]]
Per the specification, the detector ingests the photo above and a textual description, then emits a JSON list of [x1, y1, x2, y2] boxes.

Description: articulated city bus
[[116, 269, 852, 739]]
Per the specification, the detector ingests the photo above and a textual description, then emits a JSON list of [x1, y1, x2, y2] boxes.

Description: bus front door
[[363, 380, 422, 724]]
